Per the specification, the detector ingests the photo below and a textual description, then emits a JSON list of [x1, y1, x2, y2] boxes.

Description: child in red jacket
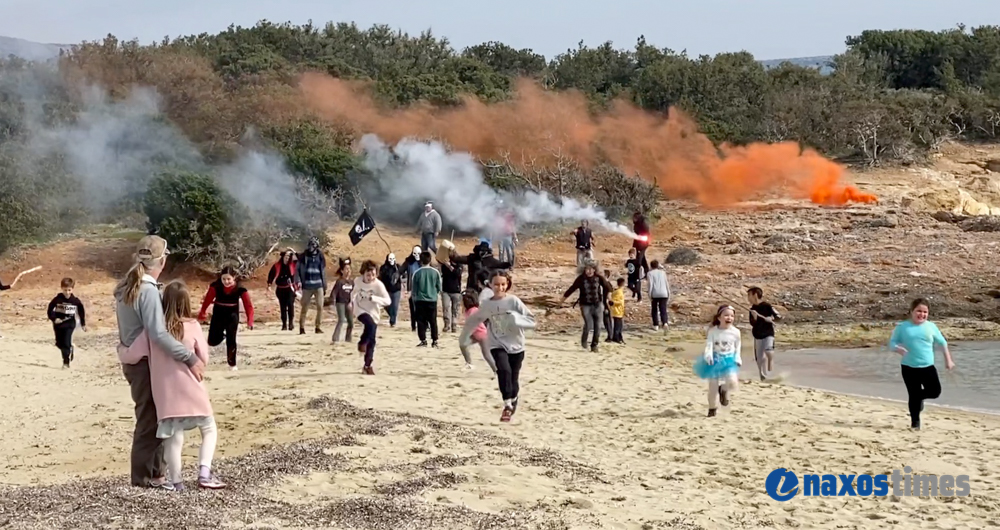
[[198, 266, 254, 371]]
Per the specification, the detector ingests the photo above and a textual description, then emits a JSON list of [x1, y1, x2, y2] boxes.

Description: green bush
[[143, 171, 242, 258]]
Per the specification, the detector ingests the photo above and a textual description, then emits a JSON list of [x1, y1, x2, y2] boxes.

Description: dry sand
[[1, 316, 998, 530]]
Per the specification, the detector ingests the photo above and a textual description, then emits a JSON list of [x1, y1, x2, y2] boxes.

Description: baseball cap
[[136, 235, 169, 261]]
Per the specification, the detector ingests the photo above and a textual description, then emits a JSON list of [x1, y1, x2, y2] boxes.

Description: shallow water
[[775, 341, 1000, 414]]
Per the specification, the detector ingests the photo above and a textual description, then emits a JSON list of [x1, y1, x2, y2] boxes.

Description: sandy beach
[[1, 316, 998, 530]]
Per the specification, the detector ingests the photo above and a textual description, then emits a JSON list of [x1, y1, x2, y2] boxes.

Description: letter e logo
[[765, 468, 799, 501]]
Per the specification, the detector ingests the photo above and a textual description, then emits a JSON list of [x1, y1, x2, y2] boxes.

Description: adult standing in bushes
[[416, 201, 442, 253], [114, 235, 204, 490], [297, 237, 328, 335], [267, 248, 299, 331]]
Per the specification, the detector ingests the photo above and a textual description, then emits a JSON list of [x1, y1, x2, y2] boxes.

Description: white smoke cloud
[[16, 72, 303, 221], [359, 133, 640, 239]]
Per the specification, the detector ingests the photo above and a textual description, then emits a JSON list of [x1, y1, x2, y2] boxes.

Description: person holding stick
[[0, 265, 42, 339]]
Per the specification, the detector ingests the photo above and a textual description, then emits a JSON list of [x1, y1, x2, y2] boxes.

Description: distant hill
[[0, 36, 70, 62], [759, 55, 835, 74]]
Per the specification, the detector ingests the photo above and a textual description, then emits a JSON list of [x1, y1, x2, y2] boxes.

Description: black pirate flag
[[349, 209, 376, 246]]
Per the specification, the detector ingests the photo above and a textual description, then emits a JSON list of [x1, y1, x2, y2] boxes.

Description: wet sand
[[1, 321, 999, 529]]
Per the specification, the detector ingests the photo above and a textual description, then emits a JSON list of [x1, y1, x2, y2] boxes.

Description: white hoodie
[[352, 277, 392, 324]]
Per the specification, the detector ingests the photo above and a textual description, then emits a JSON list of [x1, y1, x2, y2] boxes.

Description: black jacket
[[441, 262, 464, 294], [47, 293, 86, 328], [379, 262, 403, 293], [452, 244, 510, 291]]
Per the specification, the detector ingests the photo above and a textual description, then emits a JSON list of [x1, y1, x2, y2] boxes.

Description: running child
[[889, 298, 956, 430], [198, 266, 254, 371], [149, 280, 226, 490], [692, 305, 742, 417], [459, 291, 497, 373], [352, 260, 392, 375], [331, 258, 354, 343], [47, 278, 87, 368], [609, 278, 626, 343], [747, 286, 781, 381], [460, 270, 536, 422], [625, 248, 643, 302]]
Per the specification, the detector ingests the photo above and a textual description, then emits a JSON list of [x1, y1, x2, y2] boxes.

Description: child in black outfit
[[47, 278, 87, 368], [198, 266, 255, 371], [625, 248, 643, 301]]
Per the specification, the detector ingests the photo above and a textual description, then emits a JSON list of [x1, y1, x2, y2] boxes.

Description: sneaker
[[760, 375, 766, 382], [431, 341, 439, 348], [590, 344, 599, 353], [719, 387, 730, 407], [198, 474, 227, 489], [230, 366, 238, 372], [653, 326, 660, 331], [62, 363, 69, 369], [911, 421, 921, 430], [363, 365, 375, 375], [708, 408, 717, 417], [417, 341, 428, 347], [315, 328, 323, 334], [500, 407, 513, 422], [147, 479, 176, 491], [465, 363, 474, 370], [281, 324, 287, 331], [299, 328, 306, 335], [172, 482, 185, 492]]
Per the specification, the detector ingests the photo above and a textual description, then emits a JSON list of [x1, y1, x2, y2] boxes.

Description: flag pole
[[356, 197, 392, 254]]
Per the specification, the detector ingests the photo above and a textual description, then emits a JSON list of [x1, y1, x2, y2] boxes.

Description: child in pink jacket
[[133, 280, 225, 490], [460, 292, 496, 373]]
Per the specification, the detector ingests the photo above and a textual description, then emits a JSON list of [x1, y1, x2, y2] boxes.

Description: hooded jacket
[[402, 247, 422, 292], [452, 242, 510, 291], [379, 254, 403, 293], [297, 239, 327, 291]]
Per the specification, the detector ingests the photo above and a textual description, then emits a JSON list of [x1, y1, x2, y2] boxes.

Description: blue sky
[[2, 0, 997, 60]]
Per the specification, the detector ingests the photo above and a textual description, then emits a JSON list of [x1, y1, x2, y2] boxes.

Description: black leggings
[[276, 287, 295, 327], [493, 349, 525, 401], [358, 313, 377, 367], [901, 365, 942, 426], [208, 308, 239, 367]]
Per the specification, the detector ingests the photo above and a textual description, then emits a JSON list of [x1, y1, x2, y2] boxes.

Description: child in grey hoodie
[[459, 270, 535, 422]]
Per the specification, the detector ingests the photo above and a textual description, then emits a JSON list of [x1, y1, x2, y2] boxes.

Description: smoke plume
[[300, 74, 877, 207], [359, 134, 640, 238], [13, 68, 304, 221]]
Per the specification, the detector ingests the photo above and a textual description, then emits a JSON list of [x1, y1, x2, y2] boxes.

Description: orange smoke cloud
[[298, 74, 876, 207]]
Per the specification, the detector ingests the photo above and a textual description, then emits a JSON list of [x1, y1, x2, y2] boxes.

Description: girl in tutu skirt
[[693, 305, 742, 417]]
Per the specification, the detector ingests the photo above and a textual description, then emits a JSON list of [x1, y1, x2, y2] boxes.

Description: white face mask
[[388, 253, 396, 265], [412, 246, 421, 258]]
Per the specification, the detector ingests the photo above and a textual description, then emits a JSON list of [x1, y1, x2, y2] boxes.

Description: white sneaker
[[465, 363, 474, 370], [230, 366, 238, 372], [653, 326, 660, 331]]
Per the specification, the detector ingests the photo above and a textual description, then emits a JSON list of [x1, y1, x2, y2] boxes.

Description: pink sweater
[[133, 320, 213, 421], [465, 307, 487, 343]]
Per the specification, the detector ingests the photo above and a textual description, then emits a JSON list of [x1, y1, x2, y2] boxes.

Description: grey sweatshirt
[[115, 275, 195, 366], [459, 294, 535, 354], [416, 210, 442, 234]]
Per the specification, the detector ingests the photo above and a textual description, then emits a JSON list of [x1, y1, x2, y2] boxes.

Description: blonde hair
[[116, 236, 168, 306], [161, 280, 193, 341]]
